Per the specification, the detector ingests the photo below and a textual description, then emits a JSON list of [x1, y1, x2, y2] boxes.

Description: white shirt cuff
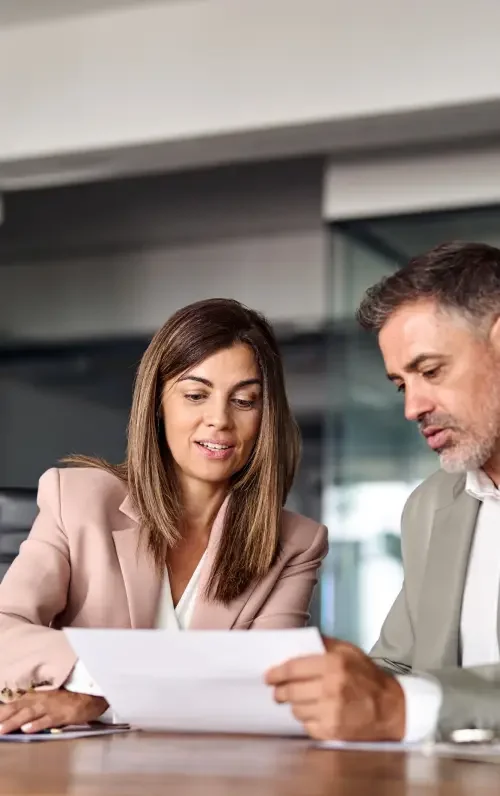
[[396, 675, 443, 742], [64, 659, 104, 696], [64, 660, 118, 725]]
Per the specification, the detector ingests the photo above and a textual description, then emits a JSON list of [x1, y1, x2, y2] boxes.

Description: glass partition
[[321, 206, 500, 649]]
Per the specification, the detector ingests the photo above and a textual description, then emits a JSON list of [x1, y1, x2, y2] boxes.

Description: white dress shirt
[[398, 469, 500, 741], [65, 553, 206, 719]]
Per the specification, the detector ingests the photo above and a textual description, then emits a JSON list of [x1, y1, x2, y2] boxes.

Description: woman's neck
[[179, 477, 229, 540]]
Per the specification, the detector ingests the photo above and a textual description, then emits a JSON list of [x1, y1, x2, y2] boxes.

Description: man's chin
[[439, 456, 468, 474], [439, 447, 488, 474]]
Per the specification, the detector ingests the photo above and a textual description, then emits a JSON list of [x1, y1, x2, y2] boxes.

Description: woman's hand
[[0, 690, 109, 735]]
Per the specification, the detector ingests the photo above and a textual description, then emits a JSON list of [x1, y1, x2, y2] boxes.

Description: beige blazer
[[0, 468, 328, 692], [371, 469, 500, 735]]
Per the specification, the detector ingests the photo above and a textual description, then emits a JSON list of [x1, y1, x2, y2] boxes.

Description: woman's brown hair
[[65, 298, 301, 603]]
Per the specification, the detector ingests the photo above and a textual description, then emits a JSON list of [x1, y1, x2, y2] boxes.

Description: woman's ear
[[489, 315, 500, 354]]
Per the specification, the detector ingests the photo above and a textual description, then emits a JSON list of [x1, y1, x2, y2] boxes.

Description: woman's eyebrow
[[232, 379, 262, 389], [178, 376, 262, 389], [178, 376, 212, 387]]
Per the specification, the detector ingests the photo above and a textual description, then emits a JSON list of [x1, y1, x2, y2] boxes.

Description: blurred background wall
[[1, 0, 500, 644]]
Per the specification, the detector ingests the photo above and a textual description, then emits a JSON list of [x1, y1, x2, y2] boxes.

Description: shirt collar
[[465, 469, 500, 501]]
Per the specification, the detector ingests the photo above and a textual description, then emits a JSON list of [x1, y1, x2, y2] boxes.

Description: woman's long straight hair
[[65, 298, 301, 603]]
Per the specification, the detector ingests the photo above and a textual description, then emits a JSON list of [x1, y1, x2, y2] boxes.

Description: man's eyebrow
[[387, 353, 447, 382]]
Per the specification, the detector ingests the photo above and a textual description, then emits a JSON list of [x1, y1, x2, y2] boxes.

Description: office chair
[[0, 488, 37, 580]]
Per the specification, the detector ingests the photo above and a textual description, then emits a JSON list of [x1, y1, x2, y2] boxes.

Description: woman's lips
[[194, 441, 235, 460]]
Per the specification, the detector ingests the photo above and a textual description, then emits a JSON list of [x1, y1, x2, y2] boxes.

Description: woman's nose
[[204, 398, 231, 429]]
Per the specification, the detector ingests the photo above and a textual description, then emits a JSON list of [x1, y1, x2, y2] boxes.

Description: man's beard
[[420, 388, 500, 474], [439, 431, 497, 473]]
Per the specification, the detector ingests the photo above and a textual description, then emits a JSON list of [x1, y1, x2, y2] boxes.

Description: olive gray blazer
[[371, 469, 500, 735]]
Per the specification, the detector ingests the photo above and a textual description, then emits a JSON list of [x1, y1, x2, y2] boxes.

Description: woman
[[0, 298, 328, 734]]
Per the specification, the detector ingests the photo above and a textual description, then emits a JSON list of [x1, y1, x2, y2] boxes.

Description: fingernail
[[21, 723, 33, 732], [0, 725, 4, 733]]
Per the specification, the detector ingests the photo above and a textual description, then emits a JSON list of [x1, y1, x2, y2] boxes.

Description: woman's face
[[161, 344, 263, 487]]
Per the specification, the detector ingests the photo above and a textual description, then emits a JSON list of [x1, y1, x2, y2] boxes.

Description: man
[[266, 241, 500, 742]]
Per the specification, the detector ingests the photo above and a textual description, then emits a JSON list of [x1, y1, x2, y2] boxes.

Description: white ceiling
[[0, 0, 174, 27]]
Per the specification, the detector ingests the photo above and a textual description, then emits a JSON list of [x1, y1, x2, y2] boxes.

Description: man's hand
[[265, 637, 405, 742], [0, 690, 108, 735]]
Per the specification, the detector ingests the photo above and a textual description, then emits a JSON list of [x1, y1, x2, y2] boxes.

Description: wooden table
[[0, 732, 499, 795]]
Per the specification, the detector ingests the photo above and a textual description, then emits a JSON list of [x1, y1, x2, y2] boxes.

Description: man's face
[[379, 299, 500, 474]]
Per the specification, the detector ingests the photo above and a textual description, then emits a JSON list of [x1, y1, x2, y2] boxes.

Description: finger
[[320, 636, 343, 654], [0, 693, 38, 722], [273, 679, 324, 704], [290, 702, 321, 723], [20, 714, 57, 734], [0, 704, 44, 735], [0, 703, 21, 723], [266, 654, 329, 685], [303, 719, 339, 742]]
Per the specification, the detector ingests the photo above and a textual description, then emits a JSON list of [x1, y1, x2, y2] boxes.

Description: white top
[[460, 469, 500, 666], [399, 469, 500, 741], [65, 553, 206, 709], [156, 553, 206, 631]]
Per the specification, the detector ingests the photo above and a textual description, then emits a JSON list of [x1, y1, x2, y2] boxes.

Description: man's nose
[[404, 387, 435, 423]]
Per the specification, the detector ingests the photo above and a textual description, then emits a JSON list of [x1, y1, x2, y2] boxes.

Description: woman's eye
[[232, 398, 255, 409], [185, 393, 206, 402]]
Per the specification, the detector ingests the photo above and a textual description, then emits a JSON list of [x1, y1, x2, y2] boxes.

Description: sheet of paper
[[64, 627, 324, 736], [319, 739, 500, 761], [0, 726, 130, 743], [318, 740, 421, 752]]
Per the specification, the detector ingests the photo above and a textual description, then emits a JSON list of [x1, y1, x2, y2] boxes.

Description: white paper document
[[318, 740, 421, 752], [318, 740, 500, 761], [64, 627, 324, 736], [0, 726, 130, 743]]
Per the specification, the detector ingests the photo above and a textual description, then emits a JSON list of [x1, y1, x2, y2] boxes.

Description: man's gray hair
[[356, 241, 500, 332]]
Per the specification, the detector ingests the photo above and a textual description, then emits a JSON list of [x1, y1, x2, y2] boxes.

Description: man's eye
[[396, 384, 405, 394], [423, 368, 439, 379]]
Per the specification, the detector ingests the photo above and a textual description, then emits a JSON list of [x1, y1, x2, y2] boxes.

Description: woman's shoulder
[[38, 466, 129, 522], [279, 509, 328, 556]]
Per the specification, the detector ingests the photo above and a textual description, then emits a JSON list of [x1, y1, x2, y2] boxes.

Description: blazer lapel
[[413, 479, 480, 669], [112, 494, 163, 629], [189, 496, 253, 630]]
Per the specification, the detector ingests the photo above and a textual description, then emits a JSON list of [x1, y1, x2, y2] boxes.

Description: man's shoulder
[[400, 470, 466, 554], [406, 469, 465, 511]]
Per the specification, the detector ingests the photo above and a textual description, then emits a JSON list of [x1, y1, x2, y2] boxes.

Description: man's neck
[[480, 459, 500, 488]]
